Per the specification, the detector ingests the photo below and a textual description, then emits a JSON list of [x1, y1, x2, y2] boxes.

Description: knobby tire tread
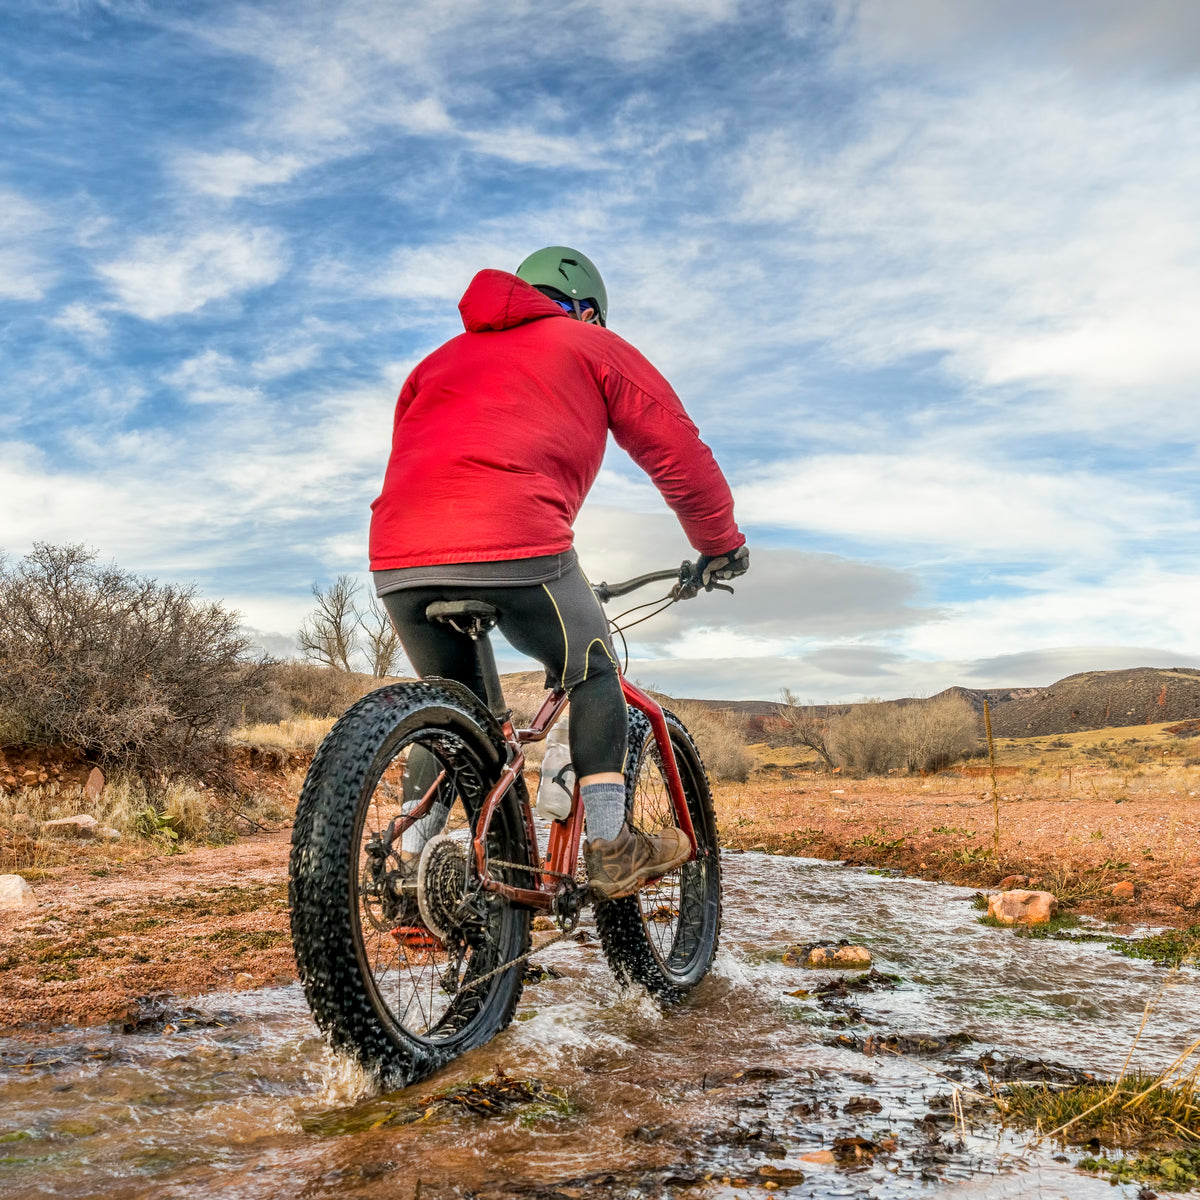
[[289, 681, 531, 1087], [595, 708, 722, 1001]]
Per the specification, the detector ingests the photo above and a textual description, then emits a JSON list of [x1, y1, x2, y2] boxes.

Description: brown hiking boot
[[584, 824, 691, 901]]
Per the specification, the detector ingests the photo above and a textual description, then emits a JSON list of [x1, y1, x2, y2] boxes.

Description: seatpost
[[472, 630, 508, 719]]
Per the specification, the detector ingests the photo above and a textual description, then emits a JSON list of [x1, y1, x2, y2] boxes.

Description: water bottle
[[537, 719, 575, 821]]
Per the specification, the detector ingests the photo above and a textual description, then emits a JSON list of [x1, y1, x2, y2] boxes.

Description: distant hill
[[510, 666, 1200, 739], [682, 667, 1200, 739], [979, 667, 1200, 736]]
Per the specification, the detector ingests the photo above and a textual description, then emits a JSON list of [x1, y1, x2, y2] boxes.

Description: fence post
[[984, 699, 999, 855]]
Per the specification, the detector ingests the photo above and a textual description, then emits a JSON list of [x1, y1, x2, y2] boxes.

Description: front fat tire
[[595, 708, 722, 1001], [289, 681, 532, 1087]]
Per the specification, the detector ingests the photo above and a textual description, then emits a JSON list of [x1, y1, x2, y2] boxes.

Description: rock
[[531, 915, 557, 932], [987, 889, 1058, 925], [1108, 881, 1135, 900], [0, 874, 36, 911], [97, 826, 121, 841], [999, 874, 1030, 889], [806, 945, 873, 969], [233, 973, 258, 990], [84, 767, 105, 804], [799, 1150, 836, 1165], [9, 813, 38, 835], [42, 814, 99, 839], [755, 1165, 806, 1185]]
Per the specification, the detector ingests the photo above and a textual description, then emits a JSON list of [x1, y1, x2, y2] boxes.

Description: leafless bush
[[828, 699, 898, 775], [826, 694, 979, 775], [669, 701, 753, 783], [895, 695, 979, 772], [775, 690, 845, 769], [0, 544, 267, 779]]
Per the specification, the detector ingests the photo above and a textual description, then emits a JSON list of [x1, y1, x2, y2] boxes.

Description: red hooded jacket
[[369, 270, 741, 570]]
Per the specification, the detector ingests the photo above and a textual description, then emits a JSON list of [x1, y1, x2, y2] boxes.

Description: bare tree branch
[[361, 597, 405, 679], [297, 575, 361, 672], [775, 689, 842, 770]]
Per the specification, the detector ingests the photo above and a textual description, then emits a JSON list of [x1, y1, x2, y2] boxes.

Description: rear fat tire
[[595, 708, 722, 1000], [289, 681, 532, 1087]]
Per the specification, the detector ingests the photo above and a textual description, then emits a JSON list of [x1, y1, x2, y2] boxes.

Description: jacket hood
[[458, 269, 565, 333]]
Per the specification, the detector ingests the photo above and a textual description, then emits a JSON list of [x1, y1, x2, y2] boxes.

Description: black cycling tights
[[380, 566, 627, 777]]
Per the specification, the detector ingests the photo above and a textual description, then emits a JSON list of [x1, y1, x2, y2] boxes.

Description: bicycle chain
[[451, 857, 589, 995]]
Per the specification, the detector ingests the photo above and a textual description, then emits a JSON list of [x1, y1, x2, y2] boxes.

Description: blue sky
[[3, 0, 1200, 701]]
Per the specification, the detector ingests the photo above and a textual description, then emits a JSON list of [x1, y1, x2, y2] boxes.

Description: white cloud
[[165, 349, 264, 407], [736, 452, 1191, 560], [735, 72, 1200, 439], [0, 189, 55, 300], [51, 303, 110, 342], [844, 0, 1200, 76], [98, 225, 289, 320], [174, 149, 306, 199], [901, 563, 1200, 664]]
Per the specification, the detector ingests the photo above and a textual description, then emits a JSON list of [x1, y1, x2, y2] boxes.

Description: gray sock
[[401, 801, 451, 854], [582, 782, 626, 842]]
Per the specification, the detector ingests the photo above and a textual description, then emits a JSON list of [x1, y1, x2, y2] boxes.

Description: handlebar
[[592, 559, 735, 605]]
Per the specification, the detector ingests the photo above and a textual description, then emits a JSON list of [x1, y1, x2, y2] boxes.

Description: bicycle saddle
[[425, 599, 500, 629]]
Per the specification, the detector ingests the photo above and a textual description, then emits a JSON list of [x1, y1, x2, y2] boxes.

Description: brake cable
[[607, 589, 681, 674]]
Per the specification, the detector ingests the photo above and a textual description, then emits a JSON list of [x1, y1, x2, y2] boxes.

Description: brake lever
[[707, 581, 735, 595]]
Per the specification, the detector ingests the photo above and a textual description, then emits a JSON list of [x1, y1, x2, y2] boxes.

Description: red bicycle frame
[[394, 676, 696, 913]]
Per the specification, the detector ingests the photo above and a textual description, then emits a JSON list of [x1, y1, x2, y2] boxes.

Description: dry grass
[[232, 716, 335, 752], [0, 771, 290, 873], [1001, 1028, 1200, 1189]]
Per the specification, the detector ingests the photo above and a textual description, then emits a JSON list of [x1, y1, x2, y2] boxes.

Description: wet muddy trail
[[2, 853, 1197, 1199]]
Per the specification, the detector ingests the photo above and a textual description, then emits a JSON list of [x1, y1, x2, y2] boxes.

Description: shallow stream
[[2, 853, 1197, 1198]]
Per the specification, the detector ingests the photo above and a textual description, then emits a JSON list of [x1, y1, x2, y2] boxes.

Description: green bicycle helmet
[[515, 246, 608, 326]]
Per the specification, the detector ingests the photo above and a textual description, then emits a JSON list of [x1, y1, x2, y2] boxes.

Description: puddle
[[1, 854, 1196, 1198]]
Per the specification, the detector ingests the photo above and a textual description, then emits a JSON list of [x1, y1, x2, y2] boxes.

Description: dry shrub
[[829, 699, 897, 774], [895, 695, 980, 772], [244, 661, 381, 723], [669, 701, 753, 783], [0, 544, 266, 779], [829, 695, 978, 775], [161, 781, 218, 841]]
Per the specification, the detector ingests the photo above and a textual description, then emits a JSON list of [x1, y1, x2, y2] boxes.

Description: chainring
[[416, 834, 471, 944]]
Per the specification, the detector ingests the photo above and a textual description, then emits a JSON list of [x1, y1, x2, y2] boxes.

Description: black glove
[[693, 544, 749, 590]]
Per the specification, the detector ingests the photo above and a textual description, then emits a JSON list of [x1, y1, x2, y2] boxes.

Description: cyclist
[[369, 246, 747, 899]]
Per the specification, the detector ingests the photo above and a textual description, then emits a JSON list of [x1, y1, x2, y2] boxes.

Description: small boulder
[[998, 874, 1030, 890], [233, 972, 258, 990], [97, 826, 122, 842], [987, 889, 1058, 926], [806, 945, 873, 969], [42, 814, 99, 839], [84, 767, 105, 805], [1108, 881, 1135, 900], [0, 874, 36, 911]]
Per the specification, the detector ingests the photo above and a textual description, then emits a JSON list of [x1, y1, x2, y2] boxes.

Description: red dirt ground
[[1, 770, 1197, 1030]]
